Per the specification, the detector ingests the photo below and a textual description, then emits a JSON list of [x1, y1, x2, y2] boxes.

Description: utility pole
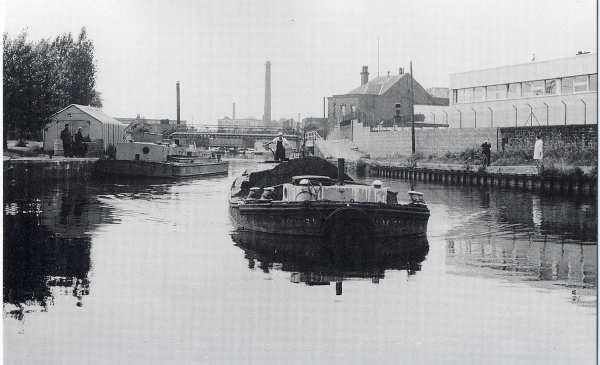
[[410, 61, 415, 155]]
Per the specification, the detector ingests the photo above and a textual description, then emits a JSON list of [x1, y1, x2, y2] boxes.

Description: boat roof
[[292, 175, 334, 181]]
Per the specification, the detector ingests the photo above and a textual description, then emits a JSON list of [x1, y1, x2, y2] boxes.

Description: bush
[[542, 164, 586, 178]]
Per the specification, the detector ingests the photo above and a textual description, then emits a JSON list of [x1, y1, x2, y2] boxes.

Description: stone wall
[[499, 124, 597, 155], [351, 121, 498, 158], [4, 158, 99, 183]]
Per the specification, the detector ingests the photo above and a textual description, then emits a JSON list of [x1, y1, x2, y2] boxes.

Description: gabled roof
[[346, 74, 409, 95], [49, 104, 127, 126], [116, 117, 187, 125]]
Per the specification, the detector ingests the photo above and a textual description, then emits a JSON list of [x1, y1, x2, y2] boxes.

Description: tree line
[[3, 27, 102, 145]]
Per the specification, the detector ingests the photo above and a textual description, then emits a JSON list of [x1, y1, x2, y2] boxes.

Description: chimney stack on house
[[361, 66, 369, 85]]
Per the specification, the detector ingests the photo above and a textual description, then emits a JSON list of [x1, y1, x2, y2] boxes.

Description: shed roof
[[49, 104, 127, 127]]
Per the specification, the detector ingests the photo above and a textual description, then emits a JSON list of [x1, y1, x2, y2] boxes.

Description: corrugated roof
[[347, 74, 408, 95], [49, 104, 127, 126]]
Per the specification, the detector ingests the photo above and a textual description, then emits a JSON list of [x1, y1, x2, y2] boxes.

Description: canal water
[[4, 159, 597, 365]]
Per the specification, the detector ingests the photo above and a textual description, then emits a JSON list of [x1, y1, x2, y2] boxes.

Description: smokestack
[[232, 102, 236, 120], [361, 66, 369, 85], [263, 61, 271, 124], [176, 81, 180, 126]]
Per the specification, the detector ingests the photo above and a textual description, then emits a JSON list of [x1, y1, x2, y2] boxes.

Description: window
[[545, 79, 559, 95], [574, 75, 588, 92], [522, 81, 532, 97], [590, 74, 597, 91], [486, 85, 507, 100], [486, 85, 496, 100], [561, 77, 573, 94], [473, 87, 485, 102], [508, 83, 521, 98], [531, 80, 545, 96], [496, 84, 507, 99], [464, 88, 473, 103], [457, 89, 466, 103]]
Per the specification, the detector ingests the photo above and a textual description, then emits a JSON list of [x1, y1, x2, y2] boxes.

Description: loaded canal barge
[[229, 157, 430, 238]]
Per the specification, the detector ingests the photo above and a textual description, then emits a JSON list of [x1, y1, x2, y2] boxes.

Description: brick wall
[[499, 124, 597, 155], [351, 121, 498, 158]]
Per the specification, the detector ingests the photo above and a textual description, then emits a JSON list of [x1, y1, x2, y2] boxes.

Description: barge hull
[[229, 201, 429, 237], [96, 160, 228, 178]]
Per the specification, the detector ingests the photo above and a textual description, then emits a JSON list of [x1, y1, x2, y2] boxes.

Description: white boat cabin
[[115, 142, 210, 162], [282, 176, 391, 203]]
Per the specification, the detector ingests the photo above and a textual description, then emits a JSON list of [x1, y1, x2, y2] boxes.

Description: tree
[[90, 90, 103, 108], [3, 28, 103, 145]]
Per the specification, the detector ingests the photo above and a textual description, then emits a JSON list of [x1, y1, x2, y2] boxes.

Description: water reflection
[[3, 178, 174, 320], [446, 237, 596, 287], [231, 230, 429, 295], [443, 188, 597, 299]]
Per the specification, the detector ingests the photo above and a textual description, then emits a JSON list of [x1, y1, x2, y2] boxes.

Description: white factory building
[[447, 53, 597, 128]]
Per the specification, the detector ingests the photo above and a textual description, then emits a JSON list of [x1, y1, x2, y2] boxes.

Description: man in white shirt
[[533, 135, 543, 174], [265, 132, 291, 161]]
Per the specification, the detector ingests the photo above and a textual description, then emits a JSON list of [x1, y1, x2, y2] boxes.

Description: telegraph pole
[[410, 61, 415, 154]]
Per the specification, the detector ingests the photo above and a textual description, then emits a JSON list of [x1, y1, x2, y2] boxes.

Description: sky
[[4, 0, 598, 125]]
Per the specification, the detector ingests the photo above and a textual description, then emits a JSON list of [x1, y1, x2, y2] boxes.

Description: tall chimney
[[360, 66, 369, 85], [232, 102, 236, 120], [176, 81, 180, 125], [263, 61, 271, 124]]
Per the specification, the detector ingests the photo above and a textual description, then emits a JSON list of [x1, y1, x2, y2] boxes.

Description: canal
[[4, 159, 597, 365]]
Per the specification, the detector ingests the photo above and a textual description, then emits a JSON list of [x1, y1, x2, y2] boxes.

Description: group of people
[[60, 124, 89, 157]]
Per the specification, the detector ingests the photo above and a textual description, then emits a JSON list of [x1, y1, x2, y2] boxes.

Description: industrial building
[[327, 66, 449, 128], [449, 53, 597, 128]]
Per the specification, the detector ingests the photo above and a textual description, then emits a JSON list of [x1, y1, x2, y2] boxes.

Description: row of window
[[452, 74, 597, 104], [331, 103, 357, 116]]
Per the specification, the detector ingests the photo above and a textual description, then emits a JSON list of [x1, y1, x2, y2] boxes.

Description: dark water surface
[[4, 160, 597, 364]]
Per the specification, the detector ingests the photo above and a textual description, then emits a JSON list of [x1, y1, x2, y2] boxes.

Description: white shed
[[43, 104, 128, 152]]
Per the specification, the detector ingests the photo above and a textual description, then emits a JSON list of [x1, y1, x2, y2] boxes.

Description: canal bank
[[367, 161, 597, 196], [4, 156, 99, 183]]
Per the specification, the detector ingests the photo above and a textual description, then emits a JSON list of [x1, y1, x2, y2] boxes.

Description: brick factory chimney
[[263, 61, 271, 124], [361, 66, 369, 85], [233, 102, 236, 120], [176, 81, 180, 125]]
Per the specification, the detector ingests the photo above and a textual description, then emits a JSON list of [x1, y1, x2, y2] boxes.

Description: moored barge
[[96, 142, 228, 178]]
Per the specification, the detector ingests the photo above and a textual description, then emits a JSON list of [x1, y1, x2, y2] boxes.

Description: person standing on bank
[[481, 139, 492, 167], [60, 124, 72, 157], [265, 132, 291, 161], [74, 127, 87, 157], [534, 135, 544, 174]]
